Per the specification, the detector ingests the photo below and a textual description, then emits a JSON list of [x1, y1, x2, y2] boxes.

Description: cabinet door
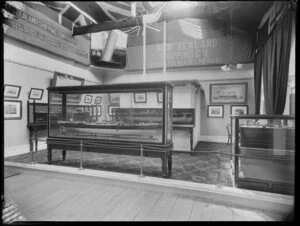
[[173, 129, 191, 151]]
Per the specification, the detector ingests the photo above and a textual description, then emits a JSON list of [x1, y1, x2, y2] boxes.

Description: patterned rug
[[5, 142, 233, 187]]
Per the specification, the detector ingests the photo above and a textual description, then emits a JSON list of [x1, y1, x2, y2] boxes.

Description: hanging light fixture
[[221, 2, 243, 72]]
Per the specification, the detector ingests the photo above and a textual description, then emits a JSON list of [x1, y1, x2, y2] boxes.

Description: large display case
[[47, 82, 173, 177], [231, 115, 295, 195]]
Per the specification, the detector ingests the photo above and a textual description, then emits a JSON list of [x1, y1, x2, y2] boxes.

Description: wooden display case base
[[46, 138, 173, 178]]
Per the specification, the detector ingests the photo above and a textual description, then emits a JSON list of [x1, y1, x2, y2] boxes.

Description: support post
[[139, 145, 145, 178], [80, 141, 83, 170], [143, 24, 146, 80]]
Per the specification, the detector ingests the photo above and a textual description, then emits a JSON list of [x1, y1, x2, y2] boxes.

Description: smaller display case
[[231, 114, 295, 195]]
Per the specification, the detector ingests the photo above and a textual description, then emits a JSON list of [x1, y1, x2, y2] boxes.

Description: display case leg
[[62, 149, 66, 161], [47, 146, 52, 164], [161, 157, 168, 178], [167, 152, 172, 177]]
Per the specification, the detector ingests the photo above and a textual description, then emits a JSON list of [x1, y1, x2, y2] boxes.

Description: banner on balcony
[[3, 2, 90, 65], [125, 20, 255, 71]]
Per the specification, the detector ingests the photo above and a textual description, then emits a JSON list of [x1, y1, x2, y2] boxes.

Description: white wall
[[104, 64, 254, 144], [4, 36, 104, 156]]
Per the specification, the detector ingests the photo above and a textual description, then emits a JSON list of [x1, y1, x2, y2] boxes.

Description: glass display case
[[47, 82, 173, 177], [231, 115, 295, 195]]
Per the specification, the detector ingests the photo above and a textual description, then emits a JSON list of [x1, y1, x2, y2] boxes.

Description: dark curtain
[[254, 8, 293, 115], [254, 50, 262, 114]]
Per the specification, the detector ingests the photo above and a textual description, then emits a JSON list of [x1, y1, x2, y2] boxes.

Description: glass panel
[[235, 116, 295, 195], [49, 90, 165, 143]]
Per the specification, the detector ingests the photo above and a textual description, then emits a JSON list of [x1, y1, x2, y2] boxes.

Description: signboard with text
[[4, 2, 90, 65]]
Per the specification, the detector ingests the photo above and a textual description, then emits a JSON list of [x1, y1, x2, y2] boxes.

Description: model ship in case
[[47, 82, 173, 177]]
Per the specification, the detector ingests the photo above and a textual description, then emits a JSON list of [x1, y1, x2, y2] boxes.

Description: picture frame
[[108, 105, 119, 116], [210, 83, 247, 104], [4, 84, 21, 98], [207, 105, 224, 118], [28, 88, 44, 100], [84, 95, 93, 104], [157, 92, 163, 103], [109, 93, 120, 104], [94, 96, 102, 104], [4, 100, 22, 120], [230, 105, 248, 116], [134, 92, 147, 103]]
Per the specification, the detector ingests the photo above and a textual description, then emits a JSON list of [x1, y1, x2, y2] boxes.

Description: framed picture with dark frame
[[4, 100, 22, 120], [84, 95, 93, 104], [230, 105, 248, 116], [108, 105, 119, 116], [28, 88, 44, 100], [207, 105, 224, 118], [4, 84, 21, 98], [134, 92, 147, 103], [157, 92, 163, 103], [94, 96, 102, 104], [109, 93, 120, 104], [210, 83, 247, 104]]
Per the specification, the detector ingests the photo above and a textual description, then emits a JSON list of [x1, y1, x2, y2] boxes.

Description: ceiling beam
[[72, 3, 231, 36]]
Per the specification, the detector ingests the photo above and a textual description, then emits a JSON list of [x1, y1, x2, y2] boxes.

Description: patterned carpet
[[5, 142, 233, 187]]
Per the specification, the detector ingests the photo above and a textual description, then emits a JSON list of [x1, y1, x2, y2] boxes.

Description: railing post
[[80, 141, 83, 171], [30, 136, 34, 165], [216, 150, 223, 189], [139, 144, 145, 178]]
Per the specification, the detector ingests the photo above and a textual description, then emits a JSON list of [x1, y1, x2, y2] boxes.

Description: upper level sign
[[3, 2, 90, 65]]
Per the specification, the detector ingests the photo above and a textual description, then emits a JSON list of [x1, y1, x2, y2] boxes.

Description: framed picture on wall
[[28, 88, 44, 100], [95, 96, 102, 104], [210, 83, 247, 104], [108, 105, 119, 116], [134, 92, 147, 103], [109, 93, 120, 104], [157, 92, 163, 103], [4, 84, 21, 98], [84, 95, 93, 103], [230, 105, 248, 116], [207, 105, 224, 118], [4, 100, 22, 120]]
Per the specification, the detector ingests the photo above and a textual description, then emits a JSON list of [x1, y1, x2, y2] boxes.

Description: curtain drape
[[254, 7, 293, 115]]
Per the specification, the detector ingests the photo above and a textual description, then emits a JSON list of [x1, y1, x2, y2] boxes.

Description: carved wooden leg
[[62, 149, 66, 161], [161, 157, 168, 178], [167, 152, 172, 177], [47, 145, 52, 164]]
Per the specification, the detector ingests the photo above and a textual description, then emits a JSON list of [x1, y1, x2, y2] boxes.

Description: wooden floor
[[4, 167, 287, 221]]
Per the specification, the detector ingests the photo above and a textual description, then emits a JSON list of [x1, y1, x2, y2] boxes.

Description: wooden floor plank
[[5, 177, 62, 207], [211, 204, 234, 221], [85, 186, 140, 221], [167, 195, 195, 221], [189, 199, 207, 221], [140, 192, 178, 221], [242, 208, 267, 221], [230, 206, 246, 221], [28, 180, 97, 220], [132, 192, 162, 221], [5, 174, 49, 193], [101, 190, 148, 221], [22, 179, 82, 220], [198, 202, 213, 221], [101, 188, 142, 221], [41, 183, 112, 221], [76, 185, 127, 221], [121, 190, 159, 221]]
